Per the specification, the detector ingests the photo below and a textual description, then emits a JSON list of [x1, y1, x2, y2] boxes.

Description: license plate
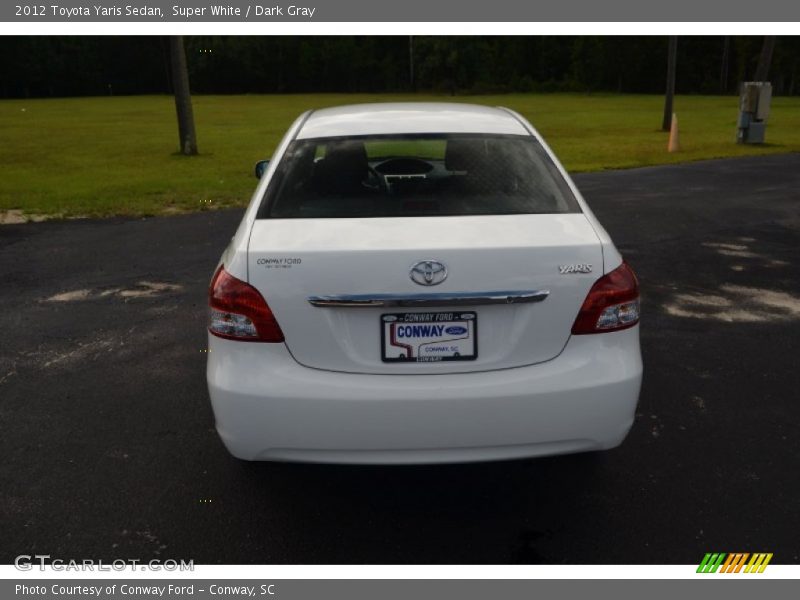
[[381, 312, 477, 363]]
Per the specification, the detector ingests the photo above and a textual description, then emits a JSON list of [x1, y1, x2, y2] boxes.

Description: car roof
[[296, 103, 530, 139]]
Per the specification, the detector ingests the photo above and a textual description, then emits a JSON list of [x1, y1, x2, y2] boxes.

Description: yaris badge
[[559, 264, 593, 274]]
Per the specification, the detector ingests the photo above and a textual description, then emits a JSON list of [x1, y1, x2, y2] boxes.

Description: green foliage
[[1, 36, 799, 98], [1, 93, 799, 218]]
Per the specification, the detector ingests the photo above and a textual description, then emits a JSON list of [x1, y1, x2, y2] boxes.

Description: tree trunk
[[409, 36, 415, 92], [169, 36, 198, 156], [753, 36, 776, 82], [720, 36, 730, 94], [662, 36, 677, 132]]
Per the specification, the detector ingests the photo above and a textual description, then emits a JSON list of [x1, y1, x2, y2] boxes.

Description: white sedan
[[206, 103, 642, 464]]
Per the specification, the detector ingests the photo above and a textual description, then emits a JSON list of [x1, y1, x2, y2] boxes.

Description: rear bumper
[[206, 327, 642, 464]]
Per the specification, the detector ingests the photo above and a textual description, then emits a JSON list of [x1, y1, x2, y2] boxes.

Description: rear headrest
[[315, 140, 369, 193], [324, 141, 367, 174], [445, 138, 489, 172]]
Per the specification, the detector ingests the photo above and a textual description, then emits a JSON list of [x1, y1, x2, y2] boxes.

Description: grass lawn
[[1, 93, 799, 219]]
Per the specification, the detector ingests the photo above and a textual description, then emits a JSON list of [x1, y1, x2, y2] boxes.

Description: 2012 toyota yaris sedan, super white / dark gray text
[[206, 103, 642, 464]]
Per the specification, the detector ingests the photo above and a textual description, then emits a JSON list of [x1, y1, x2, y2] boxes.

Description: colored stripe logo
[[697, 553, 773, 573]]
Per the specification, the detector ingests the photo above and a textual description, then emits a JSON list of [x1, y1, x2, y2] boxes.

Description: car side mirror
[[254, 159, 270, 179]]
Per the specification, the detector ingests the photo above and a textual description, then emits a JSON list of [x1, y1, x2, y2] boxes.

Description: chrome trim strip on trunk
[[308, 290, 550, 308]]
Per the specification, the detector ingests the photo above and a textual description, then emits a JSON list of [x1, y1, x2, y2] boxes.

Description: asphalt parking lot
[[1, 154, 798, 564]]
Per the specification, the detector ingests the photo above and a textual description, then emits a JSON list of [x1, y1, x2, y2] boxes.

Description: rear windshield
[[258, 134, 581, 219]]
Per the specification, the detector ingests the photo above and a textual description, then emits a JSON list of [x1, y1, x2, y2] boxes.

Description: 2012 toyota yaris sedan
[[206, 103, 642, 464]]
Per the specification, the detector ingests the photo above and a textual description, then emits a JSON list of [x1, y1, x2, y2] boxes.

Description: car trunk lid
[[247, 213, 602, 374]]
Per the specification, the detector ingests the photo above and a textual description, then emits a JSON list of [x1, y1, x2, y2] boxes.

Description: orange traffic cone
[[668, 113, 680, 152]]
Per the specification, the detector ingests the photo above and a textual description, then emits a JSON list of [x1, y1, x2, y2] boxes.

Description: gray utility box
[[737, 82, 772, 144]]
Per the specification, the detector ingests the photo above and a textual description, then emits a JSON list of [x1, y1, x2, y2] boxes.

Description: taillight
[[571, 261, 640, 335], [208, 265, 284, 342]]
